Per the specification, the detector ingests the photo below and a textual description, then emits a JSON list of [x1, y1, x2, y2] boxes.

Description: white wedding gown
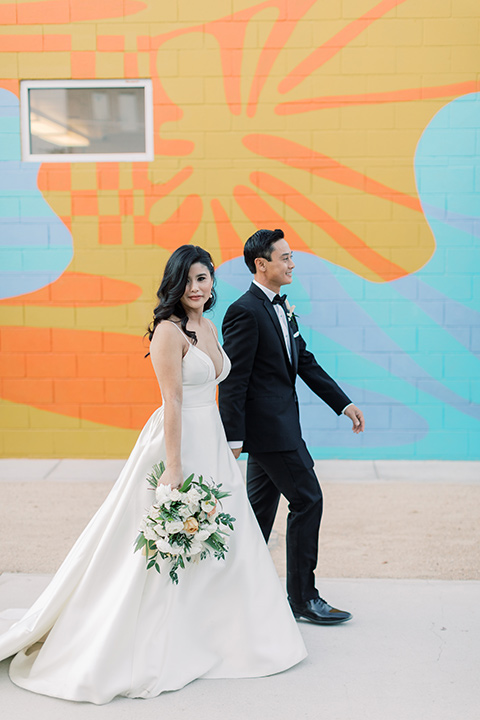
[[0, 341, 306, 704]]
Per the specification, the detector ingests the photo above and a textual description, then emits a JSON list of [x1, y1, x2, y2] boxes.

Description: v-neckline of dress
[[187, 343, 225, 381]]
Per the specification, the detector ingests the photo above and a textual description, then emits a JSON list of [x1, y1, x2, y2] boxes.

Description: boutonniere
[[285, 299, 297, 323], [285, 299, 299, 336]]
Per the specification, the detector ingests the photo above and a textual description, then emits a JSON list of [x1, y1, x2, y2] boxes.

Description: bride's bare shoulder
[[150, 318, 186, 353]]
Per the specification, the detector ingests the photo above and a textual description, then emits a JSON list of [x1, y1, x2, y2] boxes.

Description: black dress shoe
[[289, 597, 352, 625]]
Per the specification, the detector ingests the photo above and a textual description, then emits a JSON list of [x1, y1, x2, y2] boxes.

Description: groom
[[219, 228, 364, 625]]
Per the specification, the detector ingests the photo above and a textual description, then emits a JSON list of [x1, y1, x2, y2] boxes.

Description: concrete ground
[[0, 459, 479, 719]]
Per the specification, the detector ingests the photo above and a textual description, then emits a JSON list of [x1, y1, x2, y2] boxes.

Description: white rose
[[188, 541, 202, 556], [187, 487, 203, 503], [165, 520, 184, 534], [156, 538, 172, 553], [170, 488, 182, 501], [178, 505, 191, 519], [206, 523, 218, 536], [155, 483, 172, 504], [201, 499, 218, 517], [143, 526, 157, 541], [196, 529, 210, 542]]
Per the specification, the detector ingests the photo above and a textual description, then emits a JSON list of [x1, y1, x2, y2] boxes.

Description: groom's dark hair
[[243, 228, 285, 273]]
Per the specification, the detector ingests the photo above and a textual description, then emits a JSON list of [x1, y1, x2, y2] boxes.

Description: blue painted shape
[[0, 88, 73, 299]]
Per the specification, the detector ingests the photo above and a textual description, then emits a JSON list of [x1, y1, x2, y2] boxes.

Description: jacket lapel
[[288, 316, 299, 375]]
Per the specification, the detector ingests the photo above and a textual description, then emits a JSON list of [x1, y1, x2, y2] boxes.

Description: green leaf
[[180, 473, 194, 492], [134, 533, 147, 553]]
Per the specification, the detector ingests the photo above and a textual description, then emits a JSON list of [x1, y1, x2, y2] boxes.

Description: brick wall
[[0, 0, 479, 458]]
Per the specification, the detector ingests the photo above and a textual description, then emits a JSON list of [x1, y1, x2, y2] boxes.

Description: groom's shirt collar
[[252, 279, 277, 302]]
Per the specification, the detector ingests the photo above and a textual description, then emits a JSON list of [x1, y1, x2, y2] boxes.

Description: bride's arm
[[149, 322, 186, 488]]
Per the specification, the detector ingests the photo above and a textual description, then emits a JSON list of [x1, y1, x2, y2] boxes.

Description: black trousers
[[247, 444, 323, 604]]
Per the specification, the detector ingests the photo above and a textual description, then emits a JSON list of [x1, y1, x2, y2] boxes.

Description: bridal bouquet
[[134, 462, 236, 584]]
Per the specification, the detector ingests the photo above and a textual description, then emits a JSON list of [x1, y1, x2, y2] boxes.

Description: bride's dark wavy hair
[[147, 245, 217, 345]]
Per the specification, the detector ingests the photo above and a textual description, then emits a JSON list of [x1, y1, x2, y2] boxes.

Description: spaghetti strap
[[206, 319, 219, 341], [165, 320, 186, 337]]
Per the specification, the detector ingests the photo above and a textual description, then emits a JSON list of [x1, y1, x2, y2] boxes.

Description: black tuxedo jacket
[[218, 283, 351, 454]]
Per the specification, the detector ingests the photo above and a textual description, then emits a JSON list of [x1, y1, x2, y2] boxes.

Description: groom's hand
[[344, 405, 365, 434], [231, 447, 242, 459]]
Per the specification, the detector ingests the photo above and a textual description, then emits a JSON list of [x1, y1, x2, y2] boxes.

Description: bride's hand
[[159, 466, 184, 489]]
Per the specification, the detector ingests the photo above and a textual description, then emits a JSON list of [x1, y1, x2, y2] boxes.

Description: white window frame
[[20, 79, 154, 163]]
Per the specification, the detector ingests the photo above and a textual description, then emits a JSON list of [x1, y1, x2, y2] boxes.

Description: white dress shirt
[[252, 280, 292, 362]]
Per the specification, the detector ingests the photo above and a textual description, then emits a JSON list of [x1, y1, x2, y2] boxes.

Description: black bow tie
[[272, 294, 287, 306]]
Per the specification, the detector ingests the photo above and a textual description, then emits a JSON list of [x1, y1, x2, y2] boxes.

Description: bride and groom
[[0, 228, 364, 704]]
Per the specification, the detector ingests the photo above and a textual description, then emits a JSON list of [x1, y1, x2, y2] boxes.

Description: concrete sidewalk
[[0, 573, 478, 720], [1, 460, 479, 718]]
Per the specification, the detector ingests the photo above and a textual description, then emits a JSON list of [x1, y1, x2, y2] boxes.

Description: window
[[20, 79, 154, 162]]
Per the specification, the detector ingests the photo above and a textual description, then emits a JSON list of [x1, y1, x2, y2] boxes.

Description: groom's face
[[262, 239, 295, 291]]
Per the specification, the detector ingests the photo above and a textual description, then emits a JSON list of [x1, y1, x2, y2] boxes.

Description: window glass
[[21, 80, 153, 162]]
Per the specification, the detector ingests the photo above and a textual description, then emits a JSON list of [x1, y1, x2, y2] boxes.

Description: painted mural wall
[[0, 0, 479, 459]]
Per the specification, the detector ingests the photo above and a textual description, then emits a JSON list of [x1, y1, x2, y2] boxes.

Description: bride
[[0, 245, 306, 704]]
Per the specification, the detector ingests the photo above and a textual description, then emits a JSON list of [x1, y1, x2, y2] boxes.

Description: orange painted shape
[[97, 36, 125, 52], [77, 353, 128, 378], [0, 4, 16, 23], [99, 219, 122, 245], [234, 185, 312, 255], [0, 353, 26, 378], [26, 353, 76, 378], [71, 52, 96, 80], [251, 172, 406, 280], [279, 0, 407, 94], [17, 1, 70, 24], [81, 404, 132, 428], [137, 36, 151, 51], [54, 378, 105, 404], [0, 327, 160, 429], [276, 80, 480, 114], [0, 79, 19, 96], [72, 193, 98, 217], [0, 35, 43, 52], [243, 134, 422, 213], [97, 164, 120, 191], [130, 404, 157, 428], [0, 273, 141, 307], [1, 327, 52, 352], [38, 165, 71, 192], [105, 378, 158, 404], [139, 195, 203, 250], [9, 0, 146, 24], [43, 35, 72, 52], [133, 221, 153, 245], [124, 53, 139, 78], [211, 199, 244, 263], [5, 378, 54, 404]]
